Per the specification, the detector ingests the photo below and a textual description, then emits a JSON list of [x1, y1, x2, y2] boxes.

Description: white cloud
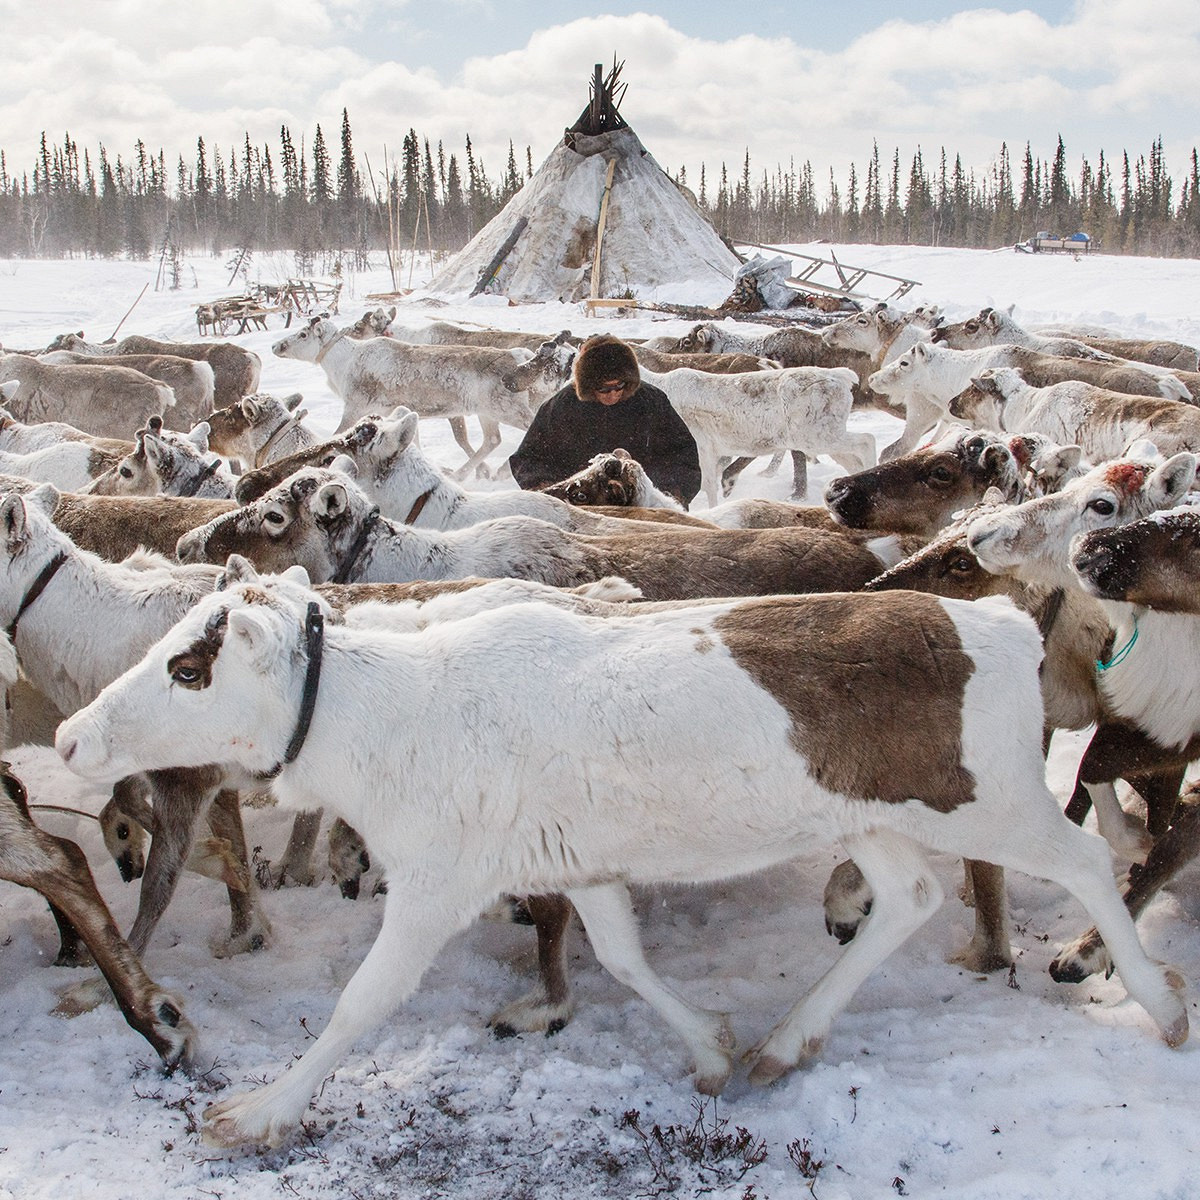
[[0, 3, 1195, 191]]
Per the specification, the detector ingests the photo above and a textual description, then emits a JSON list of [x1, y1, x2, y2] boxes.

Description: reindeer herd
[[1, 296, 1199, 1150]]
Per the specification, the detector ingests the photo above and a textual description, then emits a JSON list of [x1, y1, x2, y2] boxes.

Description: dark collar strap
[[256, 601, 324, 782], [333, 507, 381, 584], [403, 487, 436, 526], [179, 456, 224, 498], [256, 413, 305, 468], [1035, 587, 1066, 641], [6, 551, 68, 643]]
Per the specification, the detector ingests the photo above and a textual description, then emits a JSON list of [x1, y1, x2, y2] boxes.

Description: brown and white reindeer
[[56, 561, 1188, 1148], [49, 332, 261, 409], [84, 417, 236, 499], [545, 449, 841, 531], [824, 429, 1025, 537], [204, 393, 316, 470], [273, 316, 573, 478], [0, 484, 270, 962]]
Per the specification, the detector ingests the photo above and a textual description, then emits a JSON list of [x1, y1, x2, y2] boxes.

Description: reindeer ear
[[1055, 445, 1083, 472], [142, 434, 171, 469], [387, 411, 419, 454], [314, 480, 350, 518], [981, 486, 1008, 505], [386, 306, 397, 321], [327, 454, 358, 479], [188, 422, 211, 452], [222, 554, 260, 587], [279, 564, 312, 587], [913, 341, 931, 361], [27, 482, 59, 518], [227, 606, 282, 659], [0, 380, 18, 401], [1147, 453, 1198, 509], [1, 494, 28, 549], [284, 393, 304, 412]]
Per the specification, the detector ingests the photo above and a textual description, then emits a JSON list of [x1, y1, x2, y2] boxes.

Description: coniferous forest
[[1, 111, 1198, 265]]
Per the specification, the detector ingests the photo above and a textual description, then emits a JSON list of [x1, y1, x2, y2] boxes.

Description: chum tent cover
[[428, 62, 742, 305]]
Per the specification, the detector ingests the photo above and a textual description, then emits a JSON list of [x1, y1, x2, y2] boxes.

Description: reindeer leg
[[447, 416, 475, 460], [1053, 788, 1200, 982], [489, 893, 576, 1037], [125, 766, 224, 957], [947, 861, 1011, 972], [49, 901, 90, 968], [569, 882, 735, 1094], [275, 808, 323, 887], [0, 778, 194, 1068], [202, 878, 480, 1148], [788, 450, 808, 499], [206, 788, 271, 956]]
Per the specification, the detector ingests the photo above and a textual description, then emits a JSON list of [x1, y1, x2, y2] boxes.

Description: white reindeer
[[56, 567, 1187, 1149], [638, 364, 874, 507], [967, 449, 1199, 866], [272, 317, 572, 478], [949, 367, 1200, 462]]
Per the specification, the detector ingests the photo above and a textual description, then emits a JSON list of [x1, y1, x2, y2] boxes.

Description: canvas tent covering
[[429, 69, 741, 305]]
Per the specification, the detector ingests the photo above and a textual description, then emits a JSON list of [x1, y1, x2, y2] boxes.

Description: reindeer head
[[968, 450, 1198, 587], [824, 430, 1021, 537]]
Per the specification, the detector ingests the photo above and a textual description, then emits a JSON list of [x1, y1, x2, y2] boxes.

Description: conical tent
[[428, 64, 741, 305]]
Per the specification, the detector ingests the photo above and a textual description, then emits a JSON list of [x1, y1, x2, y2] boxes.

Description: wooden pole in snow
[[590, 157, 617, 300]]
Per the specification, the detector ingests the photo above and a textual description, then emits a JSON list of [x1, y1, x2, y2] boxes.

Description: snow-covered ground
[[0, 245, 1198, 1200]]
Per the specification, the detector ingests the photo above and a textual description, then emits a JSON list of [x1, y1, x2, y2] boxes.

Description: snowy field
[[0, 244, 1199, 1199]]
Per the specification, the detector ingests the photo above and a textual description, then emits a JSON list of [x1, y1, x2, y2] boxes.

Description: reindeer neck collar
[[332, 507, 382, 584], [255, 414, 305, 468], [255, 600, 325, 782], [314, 327, 350, 364], [403, 487, 437, 525], [6, 550, 68, 643]]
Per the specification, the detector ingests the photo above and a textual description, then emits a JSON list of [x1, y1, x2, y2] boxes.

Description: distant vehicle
[[1015, 231, 1093, 254]]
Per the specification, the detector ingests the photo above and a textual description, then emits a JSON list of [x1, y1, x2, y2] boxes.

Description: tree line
[[1, 111, 1198, 266]]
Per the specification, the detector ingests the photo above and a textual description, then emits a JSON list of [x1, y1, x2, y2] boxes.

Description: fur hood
[[573, 335, 641, 402]]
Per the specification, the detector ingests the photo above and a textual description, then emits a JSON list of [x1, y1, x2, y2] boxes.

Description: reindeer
[[56, 563, 1187, 1148], [175, 465, 900, 598]]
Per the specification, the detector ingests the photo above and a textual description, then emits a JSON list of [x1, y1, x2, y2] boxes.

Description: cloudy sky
[[1, 1, 1196, 191]]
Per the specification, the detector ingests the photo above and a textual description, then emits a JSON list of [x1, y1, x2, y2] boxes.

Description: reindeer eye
[[116, 822, 130, 840], [1088, 498, 1116, 516], [119, 466, 134, 478], [168, 656, 207, 688], [927, 465, 954, 486], [263, 510, 286, 526], [948, 555, 975, 574]]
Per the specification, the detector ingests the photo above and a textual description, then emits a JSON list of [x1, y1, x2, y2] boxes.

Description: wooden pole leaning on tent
[[590, 157, 618, 301], [470, 216, 529, 296]]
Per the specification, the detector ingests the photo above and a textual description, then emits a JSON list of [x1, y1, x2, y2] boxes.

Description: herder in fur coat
[[509, 334, 702, 505]]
